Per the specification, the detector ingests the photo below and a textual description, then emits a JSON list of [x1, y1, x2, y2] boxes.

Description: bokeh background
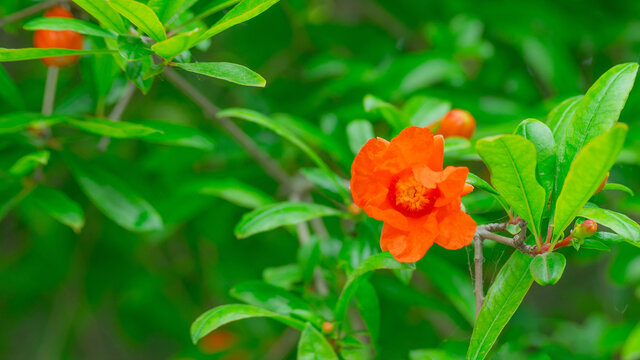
[[2, 0, 640, 359]]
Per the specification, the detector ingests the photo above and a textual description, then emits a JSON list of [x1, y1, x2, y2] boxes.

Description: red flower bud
[[573, 220, 597, 239], [435, 109, 476, 140], [322, 321, 334, 333], [33, 6, 84, 67]]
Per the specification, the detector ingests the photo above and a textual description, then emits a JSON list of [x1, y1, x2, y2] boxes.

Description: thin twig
[[164, 68, 292, 188], [473, 235, 484, 318], [0, 0, 66, 27], [42, 66, 59, 116], [97, 83, 137, 152]]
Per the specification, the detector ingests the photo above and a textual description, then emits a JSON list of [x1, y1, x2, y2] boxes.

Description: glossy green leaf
[[0, 65, 25, 110], [67, 156, 163, 232], [24, 17, 116, 38], [547, 95, 582, 144], [27, 186, 85, 233], [514, 119, 556, 198], [151, 28, 203, 59], [173, 62, 265, 87], [73, 0, 127, 33], [355, 280, 380, 343], [234, 202, 342, 239], [553, 124, 627, 240], [65, 118, 160, 138], [363, 94, 407, 131], [180, 178, 272, 208], [466, 172, 499, 196], [622, 323, 640, 360], [334, 252, 415, 322], [0, 48, 113, 62], [581, 239, 610, 251], [529, 252, 566, 286], [116, 35, 153, 61], [230, 281, 314, 318], [148, 0, 186, 23], [558, 63, 638, 184], [420, 255, 475, 324], [297, 323, 339, 360], [108, 0, 167, 42], [346, 119, 374, 154], [476, 135, 546, 241], [198, 0, 281, 43], [467, 251, 533, 360], [190, 304, 305, 344], [9, 151, 50, 177], [136, 119, 215, 150], [578, 205, 640, 247], [602, 183, 634, 196]]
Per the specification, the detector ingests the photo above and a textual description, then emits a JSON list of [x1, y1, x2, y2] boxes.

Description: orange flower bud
[[436, 109, 476, 139], [198, 330, 237, 354], [573, 220, 597, 239], [33, 6, 84, 67], [322, 321, 335, 333], [348, 202, 362, 216], [595, 172, 609, 194]]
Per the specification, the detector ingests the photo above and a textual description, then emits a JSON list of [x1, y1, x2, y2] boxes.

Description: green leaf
[[67, 156, 163, 232], [234, 202, 342, 239], [24, 17, 117, 38], [0, 184, 28, 221], [553, 124, 627, 240], [514, 119, 556, 199], [410, 349, 461, 360], [198, 0, 281, 43], [230, 281, 315, 320], [73, 0, 127, 33], [602, 183, 634, 196], [173, 62, 265, 87], [402, 95, 451, 127], [0, 48, 114, 62], [27, 186, 85, 232], [65, 118, 160, 138], [355, 280, 380, 344], [622, 323, 640, 360], [148, 0, 186, 23], [0, 113, 63, 134], [467, 251, 533, 360], [219, 108, 349, 201], [476, 135, 546, 242], [263, 264, 302, 290], [180, 178, 272, 208], [0, 65, 25, 110], [8, 151, 50, 177], [346, 119, 374, 155], [297, 323, 339, 360], [136, 119, 215, 150], [581, 239, 610, 251], [151, 28, 203, 59], [419, 255, 475, 324], [558, 63, 638, 184], [578, 205, 640, 247], [529, 252, 566, 286], [190, 304, 305, 344], [334, 252, 415, 323], [363, 94, 407, 131], [466, 172, 499, 196], [116, 35, 154, 61], [547, 95, 583, 144], [299, 168, 349, 198], [108, 0, 167, 42]]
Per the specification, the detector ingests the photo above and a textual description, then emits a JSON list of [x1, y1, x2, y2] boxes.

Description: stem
[[473, 235, 484, 317], [97, 83, 136, 152], [164, 68, 292, 188], [0, 0, 65, 27], [42, 66, 59, 116]]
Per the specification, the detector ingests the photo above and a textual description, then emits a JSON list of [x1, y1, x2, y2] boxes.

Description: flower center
[[388, 171, 438, 217]]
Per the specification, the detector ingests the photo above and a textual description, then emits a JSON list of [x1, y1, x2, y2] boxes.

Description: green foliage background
[[2, 0, 640, 359]]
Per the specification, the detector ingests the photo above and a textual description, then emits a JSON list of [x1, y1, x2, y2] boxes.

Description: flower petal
[[428, 134, 444, 171], [435, 166, 469, 206], [381, 217, 437, 263], [434, 204, 476, 250], [383, 127, 435, 171], [350, 137, 391, 210]]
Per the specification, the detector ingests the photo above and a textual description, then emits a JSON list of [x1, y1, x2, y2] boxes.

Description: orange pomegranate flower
[[350, 127, 476, 263]]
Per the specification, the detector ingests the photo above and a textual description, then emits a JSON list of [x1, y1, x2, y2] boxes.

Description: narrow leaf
[[27, 186, 85, 232], [602, 183, 634, 196], [137, 119, 215, 150], [198, 0, 281, 43], [24, 17, 117, 38], [9, 151, 50, 177], [355, 280, 381, 343], [108, 0, 167, 42], [230, 281, 315, 319], [180, 178, 272, 208], [578, 205, 640, 247], [173, 62, 265, 87], [346, 119, 374, 155], [73, 0, 127, 33], [148, 0, 186, 23], [151, 28, 203, 59], [0, 48, 113, 62], [297, 323, 339, 360], [66, 118, 160, 138]]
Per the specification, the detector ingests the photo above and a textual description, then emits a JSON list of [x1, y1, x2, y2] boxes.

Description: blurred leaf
[[108, 0, 167, 42], [0, 113, 62, 134], [363, 94, 407, 131], [297, 323, 339, 360], [67, 156, 163, 232], [578, 205, 640, 247], [355, 280, 380, 344], [403, 95, 451, 127], [24, 17, 117, 38], [148, 0, 186, 24], [66, 118, 160, 138], [136, 119, 214, 150], [198, 0, 281, 43], [0, 184, 26, 221], [0, 48, 113, 62], [173, 62, 265, 87], [476, 135, 546, 241], [547, 95, 582, 145], [602, 183, 634, 196], [180, 178, 272, 208], [468, 251, 533, 360], [622, 323, 640, 360], [27, 186, 85, 232], [334, 252, 415, 323], [73, 0, 127, 33], [346, 119, 374, 155], [234, 202, 342, 239], [299, 168, 348, 199], [8, 151, 50, 177], [553, 124, 627, 240], [410, 349, 461, 360], [190, 304, 305, 344], [230, 281, 315, 319], [298, 237, 320, 285], [514, 119, 555, 199], [530, 252, 566, 286], [263, 264, 302, 290], [0, 65, 25, 110]]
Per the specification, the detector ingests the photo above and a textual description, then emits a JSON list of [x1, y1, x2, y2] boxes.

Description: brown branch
[[97, 82, 137, 152], [473, 234, 484, 318]]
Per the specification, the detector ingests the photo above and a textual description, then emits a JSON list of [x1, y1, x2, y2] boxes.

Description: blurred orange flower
[[350, 127, 476, 262]]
